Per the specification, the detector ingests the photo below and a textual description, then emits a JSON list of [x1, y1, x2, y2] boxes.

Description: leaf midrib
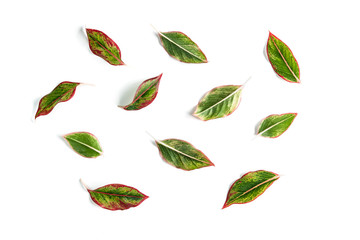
[[230, 175, 279, 204], [89, 34, 123, 64], [270, 35, 299, 82], [90, 190, 144, 199], [195, 86, 242, 116], [159, 32, 206, 62], [156, 140, 210, 165], [66, 137, 102, 155], [257, 114, 294, 136]]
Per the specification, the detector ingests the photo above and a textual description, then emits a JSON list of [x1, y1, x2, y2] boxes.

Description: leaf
[[193, 85, 243, 121], [257, 113, 297, 138], [267, 32, 300, 83], [81, 180, 148, 211], [119, 74, 162, 110], [86, 28, 124, 65], [158, 31, 207, 63], [155, 138, 214, 171], [223, 170, 279, 208], [63, 132, 102, 158], [35, 81, 80, 119]]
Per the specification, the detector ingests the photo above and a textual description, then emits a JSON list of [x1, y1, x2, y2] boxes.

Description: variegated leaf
[[86, 28, 124, 65], [35, 81, 80, 119], [119, 74, 162, 110], [193, 85, 243, 121], [267, 32, 300, 83], [158, 31, 207, 63], [155, 138, 214, 171], [257, 113, 297, 138], [223, 170, 279, 208], [64, 132, 102, 158], [81, 180, 148, 211]]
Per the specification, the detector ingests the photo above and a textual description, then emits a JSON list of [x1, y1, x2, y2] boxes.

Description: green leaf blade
[[257, 113, 297, 138], [267, 32, 300, 83], [155, 139, 214, 171], [159, 31, 207, 63], [64, 132, 102, 158], [35, 81, 80, 119], [86, 183, 148, 211], [223, 170, 279, 208], [86, 28, 124, 65], [193, 85, 242, 121], [119, 74, 162, 110]]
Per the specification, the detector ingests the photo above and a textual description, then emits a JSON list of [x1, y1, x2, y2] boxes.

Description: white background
[[1, 0, 359, 239]]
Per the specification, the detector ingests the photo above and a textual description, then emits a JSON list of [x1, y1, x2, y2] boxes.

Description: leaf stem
[[80, 178, 90, 190], [145, 131, 157, 141]]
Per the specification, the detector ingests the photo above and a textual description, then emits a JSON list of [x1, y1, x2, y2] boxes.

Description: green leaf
[[86, 28, 124, 65], [223, 170, 279, 208], [63, 132, 102, 158], [267, 32, 300, 83], [257, 113, 297, 138], [81, 180, 148, 211], [119, 74, 162, 110], [193, 85, 243, 121], [155, 138, 214, 171], [158, 31, 207, 63], [35, 81, 80, 119]]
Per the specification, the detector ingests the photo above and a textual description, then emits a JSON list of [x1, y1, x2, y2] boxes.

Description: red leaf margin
[[35, 81, 80, 119], [155, 138, 215, 171], [222, 170, 279, 209], [86, 28, 125, 66], [256, 112, 298, 138], [266, 32, 300, 83], [81, 180, 149, 211], [119, 73, 163, 110]]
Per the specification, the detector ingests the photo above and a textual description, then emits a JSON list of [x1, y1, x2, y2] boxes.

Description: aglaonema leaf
[[35, 81, 80, 119], [193, 85, 243, 121], [119, 74, 162, 110], [155, 138, 214, 171], [223, 170, 279, 208], [81, 180, 148, 211], [257, 113, 297, 138], [86, 28, 124, 65], [158, 31, 207, 63], [64, 132, 102, 158], [267, 32, 300, 83]]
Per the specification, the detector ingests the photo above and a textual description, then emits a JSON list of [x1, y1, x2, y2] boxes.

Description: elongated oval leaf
[[82, 180, 148, 211], [35, 81, 80, 119], [64, 132, 102, 158], [158, 31, 207, 63], [257, 113, 297, 138], [267, 32, 300, 83], [86, 28, 124, 65], [119, 74, 162, 110], [193, 85, 242, 121], [223, 170, 279, 208], [155, 138, 214, 171]]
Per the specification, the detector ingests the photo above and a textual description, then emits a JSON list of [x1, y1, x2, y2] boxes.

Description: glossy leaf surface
[[223, 170, 279, 208], [86, 28, 124, 65], [257, 113, 297, 138], [119, 74, 162, 110], [155, 138, 214, 170], [83, 181, 148, 211], [193, 85, 242, 121], [267, 32, 300, 83], [35, 81, 80, 119], [159, 31, 207, 63], [64, 132, 102, 158]]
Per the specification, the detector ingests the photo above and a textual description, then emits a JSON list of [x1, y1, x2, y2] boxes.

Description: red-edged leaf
[[86, 28, 124, 65], [35, 81, 80, 119], [119, 74, 162, 110], [81, 180, 148, 211]]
